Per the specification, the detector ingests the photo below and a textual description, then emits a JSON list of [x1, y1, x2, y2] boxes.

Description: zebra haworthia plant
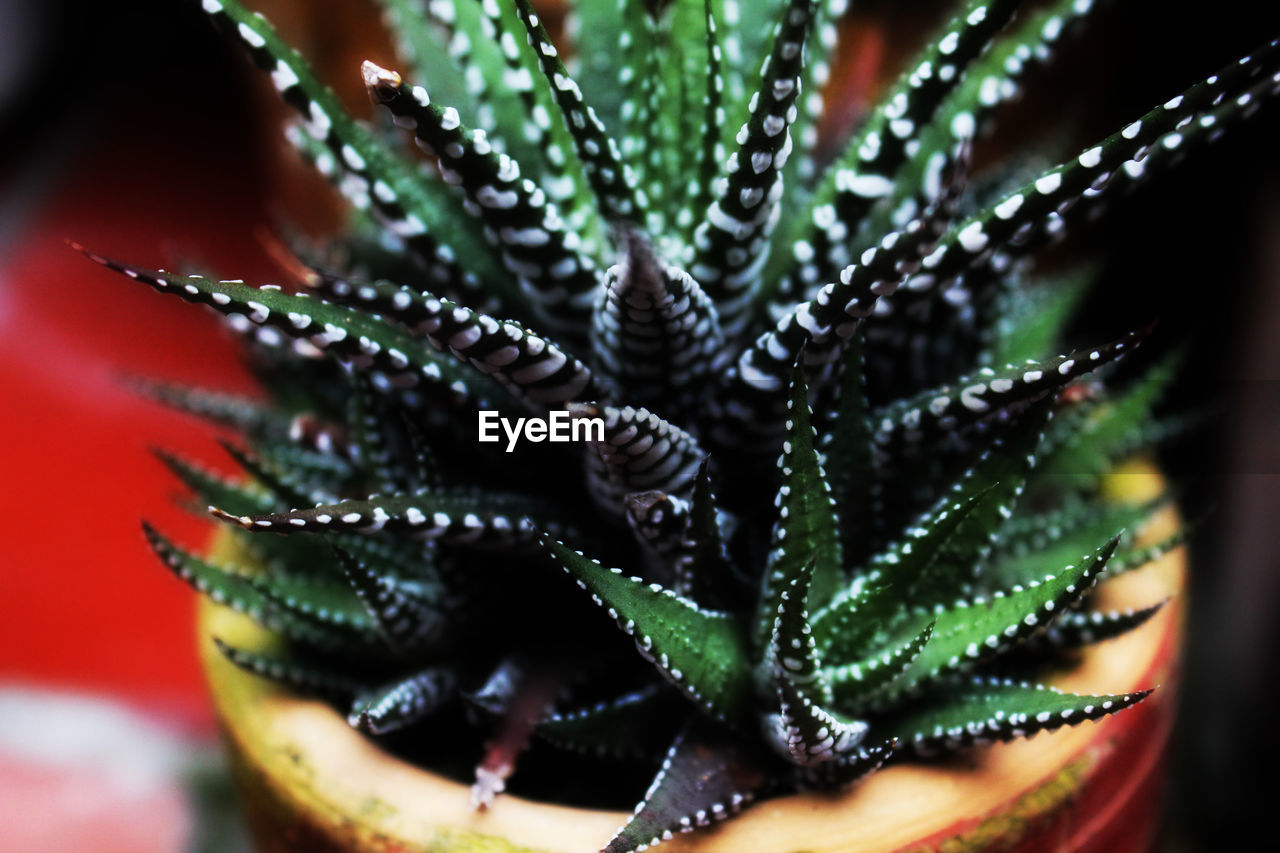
[[93, 0, 1273, 849]]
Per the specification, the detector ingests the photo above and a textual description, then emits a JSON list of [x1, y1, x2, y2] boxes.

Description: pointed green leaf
[[349, 667, 455, 735], [755, 366, 842, 651], [130, 378, 291, 438], [875, 677, 1152, 755], [301, 270, 595, 407], [221, 440, 332, 509], [200, 0, 502, 299], [332, 546, 444, 654], [1034, 355, 1179, 490], [213, 489, 551, 548], [675, 458, 739, 606], [153, 449, 277, 516], [591, 231, 724, 419], [987, 493, 1169, 589], [872, 331, 1146, 452], [826, 622, 934, 713], [870, 0, 1102, 247], [716, 144, 968, 450], [603, 722, 774, 853], [544, 538, 754, 727], [77, 249, 507, 410], [691, 0, 817, 337], [362, 61, 601, 342], [896, 39, 1280, 302], [212, 638, 361, 700], [1033, 601, 1168, 651], [872, 536, 1120, 701], [765, 559, 871, 766], [539, 684, 684, 759], [784, 0, 1023, 292], [512, 0, 644, 224], [145, 523, 348, 650], [821, 330, 874, 563]]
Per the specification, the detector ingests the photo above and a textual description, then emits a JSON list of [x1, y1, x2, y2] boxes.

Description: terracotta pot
[[199, 460, 1183, 853]]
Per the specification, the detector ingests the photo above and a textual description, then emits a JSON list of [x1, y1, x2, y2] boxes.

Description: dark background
[[2, 1, 1278, 849]]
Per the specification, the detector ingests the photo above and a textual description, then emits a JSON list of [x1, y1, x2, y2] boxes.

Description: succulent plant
[[84, 0, 1277, 849]]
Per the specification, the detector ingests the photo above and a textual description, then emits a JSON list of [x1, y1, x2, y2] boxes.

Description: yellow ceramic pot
[[200, 460, 1183, 853]]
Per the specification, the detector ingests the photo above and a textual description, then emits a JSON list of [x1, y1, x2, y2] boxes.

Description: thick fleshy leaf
[[691, 0, 817, 337], [648, 0, 725, 235], [220, 440, 334, 509], [811, 489, 986, 664], [755, 367, 842, 652], [815, 396, 1053, 663], [77, 249, 506, 409], [414, 0, 561, 177], [512, 0, 644, 224], [603, 722, 774, 853], [674, 459, 739, 606], [867, 0, 1101, 247], [875, 677, 1152, 755], [153, 449, 277, 516], [777, 0, 849, 198], [1033, 355, 1178, 490], [539, 684, 685, 759], [592, 230, 724, 417], [615, 0, 663, 216], [820, 330, 874, 562], [304, 269, 596, 408], [986, 268, 1093, 367], [145, 523, 349, 650], [374, 1, 473, 115], [715, 142, 968, 448], [211, 638, 361, 701], [625, 490, 691, 574], [764, 560, 871, 766], [869, 536, 1120, 703], [130, 378, 292, 438], [332, 546, 444, 654], [888, 395, 1056, 606], [255, 439, 356, 493], [986, 493, 1168, 589], [571, 403, 706, 517], [566, 0, 633, 131], [794, 736, 896, 790], [245, 571, 380, 643], [349, 667, 455, 735], [212, 489, 551, 548], [780, 0, 1023, 299], [871, 330, 1145, 452], [1029, 601, 1167, 651], [1105, 526, 1193, 577], [477, 0, 602, 236], [200, 0, 499, 299], [363, 61, 601, 342], [544, 538, 754, 727], [826, 622, 934, 712], [895, 39, 1280, 305], [880, 46, 1280, 386]]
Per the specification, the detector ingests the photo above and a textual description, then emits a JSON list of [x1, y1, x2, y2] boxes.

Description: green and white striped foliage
[[96, 1, 1274, 849]]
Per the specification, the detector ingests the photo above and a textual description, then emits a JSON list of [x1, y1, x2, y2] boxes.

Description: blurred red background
[[0, 101, 266, 728], [0, 0, 395, 729]]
